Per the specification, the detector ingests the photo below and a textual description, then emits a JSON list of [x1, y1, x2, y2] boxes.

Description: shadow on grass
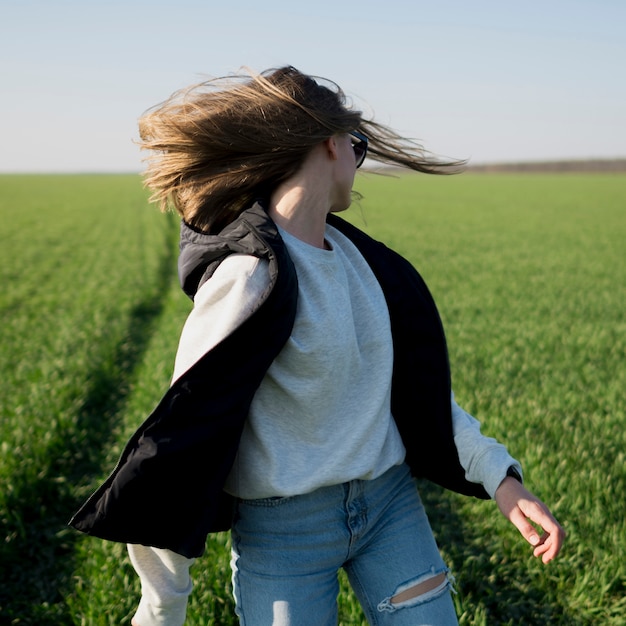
[[0, 216, 179, 625], [417, 479, 582, 626]]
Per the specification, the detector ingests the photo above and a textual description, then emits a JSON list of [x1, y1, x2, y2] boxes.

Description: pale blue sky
[[1, 0, 624, 172]]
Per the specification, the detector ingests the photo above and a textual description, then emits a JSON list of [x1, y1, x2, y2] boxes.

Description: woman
[[70, 66, 564, 625]]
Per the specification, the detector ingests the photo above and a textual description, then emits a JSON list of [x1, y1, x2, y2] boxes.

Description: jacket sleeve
[[451, 393, 523, 498], [172, 254, 271, 383]]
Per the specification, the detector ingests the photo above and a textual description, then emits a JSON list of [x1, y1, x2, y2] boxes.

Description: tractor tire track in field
[[0, 216, 179, 624]]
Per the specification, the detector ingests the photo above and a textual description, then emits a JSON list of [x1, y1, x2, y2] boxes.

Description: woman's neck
[[268, 181, 330, 250]]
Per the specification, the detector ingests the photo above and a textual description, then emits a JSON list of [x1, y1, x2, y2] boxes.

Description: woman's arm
[[128, 544, 195, 626], [172, 254, 271, 382], [129, 253, 271, 625], [451, 394, 564, 562], [451, 395, 522, 498]]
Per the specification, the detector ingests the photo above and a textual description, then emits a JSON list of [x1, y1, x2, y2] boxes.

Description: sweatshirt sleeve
[[127, 544, 195, 626], [451, 393, 523, 498], [172, 254, 271, 383]]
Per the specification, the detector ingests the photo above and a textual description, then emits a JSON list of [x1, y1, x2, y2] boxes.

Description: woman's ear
[[324, 136, 340, 162]]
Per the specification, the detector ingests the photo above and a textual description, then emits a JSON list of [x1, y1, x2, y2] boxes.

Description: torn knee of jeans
[[377, 567, 455, 613]]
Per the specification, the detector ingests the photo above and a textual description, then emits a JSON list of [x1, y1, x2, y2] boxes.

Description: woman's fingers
[[495, 477, 565, 563]]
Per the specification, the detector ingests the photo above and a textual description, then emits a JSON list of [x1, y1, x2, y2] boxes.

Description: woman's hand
[[494, 477, 565, 563]]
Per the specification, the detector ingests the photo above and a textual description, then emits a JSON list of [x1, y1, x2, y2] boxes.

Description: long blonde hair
[[138, 66, 463, 233]]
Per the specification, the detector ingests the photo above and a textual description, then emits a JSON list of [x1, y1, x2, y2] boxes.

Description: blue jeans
[[230, 463, 458, 625]]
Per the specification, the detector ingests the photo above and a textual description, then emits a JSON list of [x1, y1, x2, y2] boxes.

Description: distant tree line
[[466, 158, 626, 173]]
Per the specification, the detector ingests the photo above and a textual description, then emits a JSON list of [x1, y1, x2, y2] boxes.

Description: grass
[[0, 172, 624, 624]]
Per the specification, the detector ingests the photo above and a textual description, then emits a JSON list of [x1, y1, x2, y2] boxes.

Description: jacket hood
[[178, 202, 281, 299]]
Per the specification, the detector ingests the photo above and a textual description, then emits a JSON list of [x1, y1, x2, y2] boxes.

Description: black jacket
[[70, 203, 488, 558]]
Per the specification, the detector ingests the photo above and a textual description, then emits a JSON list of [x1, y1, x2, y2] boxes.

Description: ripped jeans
[[231, 462, 458, 625]]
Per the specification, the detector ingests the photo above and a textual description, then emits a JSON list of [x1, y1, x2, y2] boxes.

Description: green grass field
[[0, 172, 624, 625]]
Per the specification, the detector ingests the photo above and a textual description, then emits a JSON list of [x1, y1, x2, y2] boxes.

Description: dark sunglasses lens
[[350, 131, 368, 168], [353, 144, 365, 166]]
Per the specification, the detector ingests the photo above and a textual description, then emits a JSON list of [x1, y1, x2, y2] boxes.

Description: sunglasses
[[349, 130, 368, 168]]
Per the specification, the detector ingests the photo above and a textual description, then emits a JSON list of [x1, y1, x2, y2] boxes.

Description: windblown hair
[[138, 66, 463, 233]]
